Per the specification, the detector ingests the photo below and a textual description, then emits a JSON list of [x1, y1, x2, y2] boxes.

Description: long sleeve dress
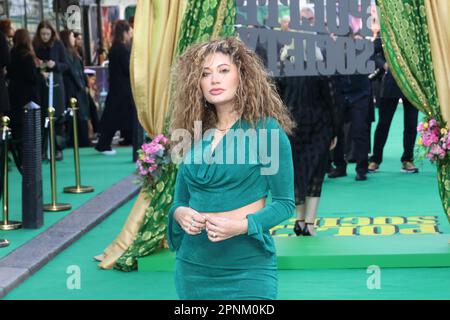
[[35, 40, 69, 151], [96, 42, 136, 151], [35, 40, 69, 118], [0, 33, 10, 115], [63, 50, 90, 147], [7, 48, 41, 163], [166, 116, 295, 300], [283, 76, 343, 204]]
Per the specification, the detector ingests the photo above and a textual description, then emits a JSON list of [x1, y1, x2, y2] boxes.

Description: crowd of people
[[0, 18, 136, 165], [250, 8, 420, 237]]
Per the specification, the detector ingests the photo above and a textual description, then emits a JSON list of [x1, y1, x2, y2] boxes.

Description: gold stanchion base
[[0, 220, 22, 230], [0, 238, 9, 247], [43, 203, 72, 212], [63, 185, 94, 194]]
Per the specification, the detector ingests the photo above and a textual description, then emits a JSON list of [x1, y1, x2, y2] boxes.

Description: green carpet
[[3, 106, 450, 299], [0, 146, 135, 259]]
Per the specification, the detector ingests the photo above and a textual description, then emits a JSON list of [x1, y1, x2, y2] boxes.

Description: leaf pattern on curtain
[[378, 0, 449, 222], [176, 0, 236, 56]]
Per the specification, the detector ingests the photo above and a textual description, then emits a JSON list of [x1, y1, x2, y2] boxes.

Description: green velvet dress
[[167, 116, 295, 300]]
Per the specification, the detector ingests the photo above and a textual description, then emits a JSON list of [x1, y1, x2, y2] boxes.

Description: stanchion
[[43, 108, 71, 212], [0, 116, 22, 230], [64, 98, 94, 194]]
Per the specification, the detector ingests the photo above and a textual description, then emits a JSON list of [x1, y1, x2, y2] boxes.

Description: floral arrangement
[[417, 117, 450, 162], [135, 134, 173, 191]]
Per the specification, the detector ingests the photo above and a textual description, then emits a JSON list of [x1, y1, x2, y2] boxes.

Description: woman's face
[[124, 28, 133, 43], [200, 52, 239, 108], [69, 32, 76, 47], [40, 27, 52, 43], [75, 35, 83, 47]]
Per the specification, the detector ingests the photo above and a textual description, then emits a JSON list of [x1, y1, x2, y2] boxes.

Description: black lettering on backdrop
[[236, 0, 375, 76]]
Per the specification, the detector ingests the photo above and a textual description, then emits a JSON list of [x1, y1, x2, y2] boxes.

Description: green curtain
[[378, 0, 449, 222], [176, 0, 236, 55], [115, 0, 236, 272]]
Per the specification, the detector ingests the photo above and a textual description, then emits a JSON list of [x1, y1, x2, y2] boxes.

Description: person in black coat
[[328, 31, 373, 181], [368, 37, 419, 173], [95, 20, 135, 155], [7, 29, 42, 164], [284, 74, 342, 236], [60, 29, 91, 148], [0, 23, 10, 116], [33, 20, 69, 159]]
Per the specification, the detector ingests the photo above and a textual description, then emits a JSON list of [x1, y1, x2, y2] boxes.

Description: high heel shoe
[[302, 222, 315, 236], [293, 219, 305, 236]]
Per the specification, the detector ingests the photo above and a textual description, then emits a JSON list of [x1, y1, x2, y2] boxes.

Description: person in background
[[33, 20, 69, 161], [128, 16, 135, 29], [85, 69, 100, 141], [0, 19, 15, 48], [60, 29, 91, 148], [328, 31, 372, 181], [95, 20, 135, 155], [0, 19, 12, 117], [73, 31, 85, 65], [280, 7, 343, 236], [368, 37, 419, 173], [7, 29, 41, 164]]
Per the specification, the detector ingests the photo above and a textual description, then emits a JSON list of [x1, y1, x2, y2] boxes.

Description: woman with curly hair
[[167, 37, 296, 300]]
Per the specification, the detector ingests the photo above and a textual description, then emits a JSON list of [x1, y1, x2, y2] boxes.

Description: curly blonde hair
[[169, 37, 296, 149]]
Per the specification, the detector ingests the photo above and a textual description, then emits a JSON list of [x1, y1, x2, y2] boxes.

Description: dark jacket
[[35, 40, 69, 117], [373, 37, 403, 99], [334, 74, 371, 105], [7, 48, 41, 124], [0, 33, 10, 114], [283, 75, 344, 139], [63, 50, 89, 120], [100, 42, 135, 131]]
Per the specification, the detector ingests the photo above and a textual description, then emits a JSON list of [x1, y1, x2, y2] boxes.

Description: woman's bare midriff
[[197, 197, 266, 220]]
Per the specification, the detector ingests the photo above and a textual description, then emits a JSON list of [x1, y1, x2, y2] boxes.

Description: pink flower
[[136, 160, 148, 176], [429, 119, 438, 128], [144, 156, 155, 164], [417, 122, 425, 132], [426, 152, 435, 161], [430, 144, 446, 159], [142, 143, 160, 155], [422, 132, 439, 147]]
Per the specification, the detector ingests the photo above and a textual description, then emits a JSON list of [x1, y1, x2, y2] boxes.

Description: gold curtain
[[425, 0, 450, 124], [130, 0, 186, 136], [98, 0, 186, 270]]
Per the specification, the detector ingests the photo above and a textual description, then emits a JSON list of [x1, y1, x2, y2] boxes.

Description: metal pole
[[0, 116, 22, 230], [64, 98, 94, 194]]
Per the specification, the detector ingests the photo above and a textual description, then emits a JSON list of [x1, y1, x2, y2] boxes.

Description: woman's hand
[[329, 136, 338, 150], [174, 206, 206, 235], [204, 215, 248, 242], [46, 60, 56, 68]]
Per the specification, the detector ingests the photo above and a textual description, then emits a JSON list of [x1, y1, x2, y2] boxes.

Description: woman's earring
[[204, 100, 210, 109]]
